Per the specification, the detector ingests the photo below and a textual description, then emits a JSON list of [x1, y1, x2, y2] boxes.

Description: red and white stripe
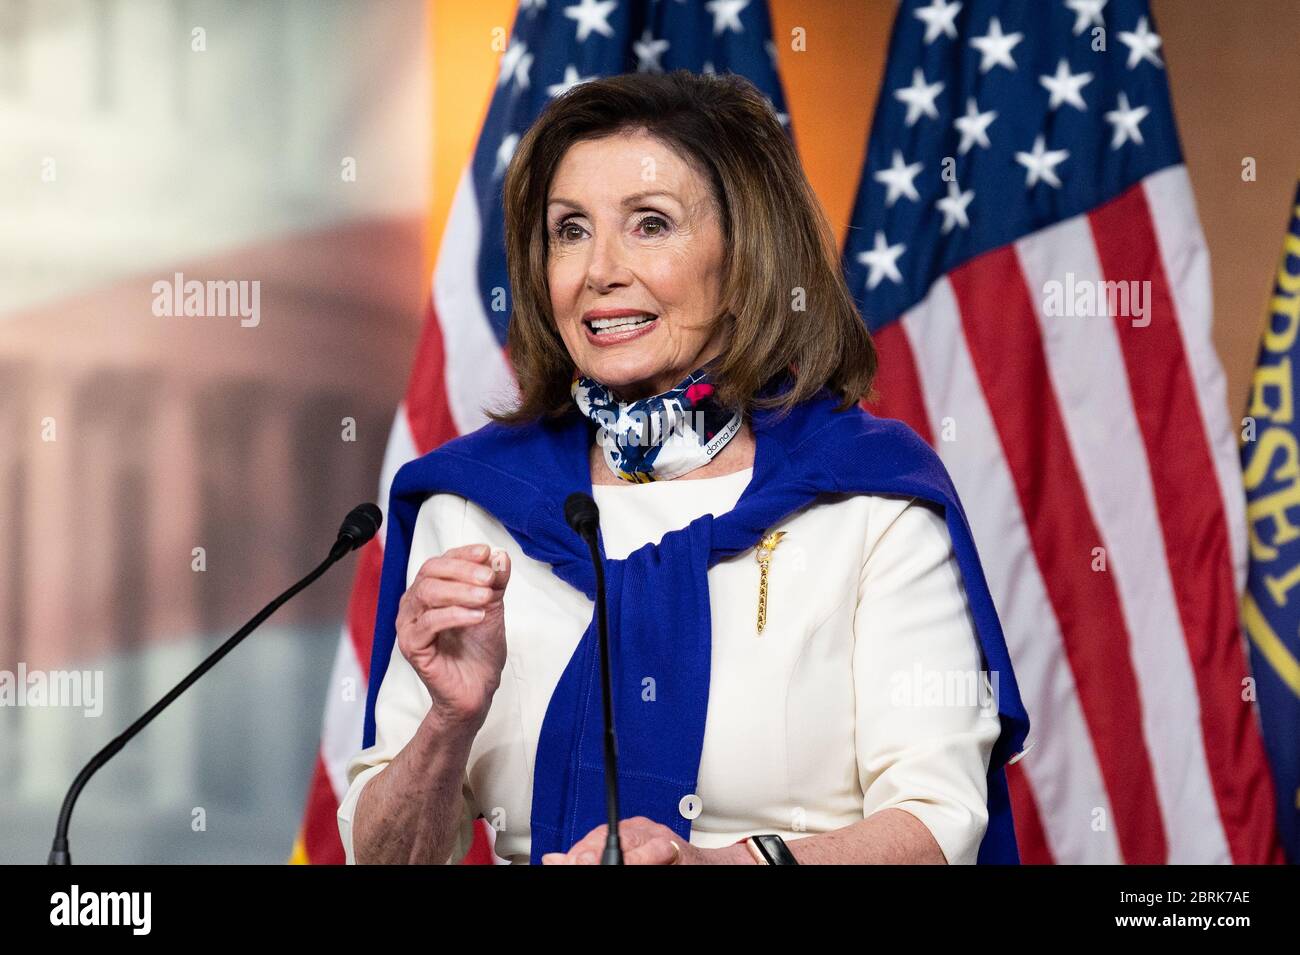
[[871, 165, 1280, 863]]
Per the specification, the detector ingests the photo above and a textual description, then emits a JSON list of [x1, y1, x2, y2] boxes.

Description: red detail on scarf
[[684, 382, 714, 404]]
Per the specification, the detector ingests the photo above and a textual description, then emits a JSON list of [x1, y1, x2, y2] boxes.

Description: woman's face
[[546, 129, 728, 402]]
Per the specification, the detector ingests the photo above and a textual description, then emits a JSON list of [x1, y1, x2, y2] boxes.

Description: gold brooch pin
[[755, 530, 786, 635]]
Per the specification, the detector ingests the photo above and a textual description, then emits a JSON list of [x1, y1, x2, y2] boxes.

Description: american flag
[[845, 0, 1281, 862], [292, 0, 789, 865]]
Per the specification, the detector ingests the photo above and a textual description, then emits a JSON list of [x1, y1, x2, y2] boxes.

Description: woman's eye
[[553, 221, 585, 242], [638, 215, 669, 236]]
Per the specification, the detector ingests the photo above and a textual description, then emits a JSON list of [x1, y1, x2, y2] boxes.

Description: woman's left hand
[[540, 816, 723, 865]]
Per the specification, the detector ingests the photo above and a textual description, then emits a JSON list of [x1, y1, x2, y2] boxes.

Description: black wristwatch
[[743, 834, 799, 865]]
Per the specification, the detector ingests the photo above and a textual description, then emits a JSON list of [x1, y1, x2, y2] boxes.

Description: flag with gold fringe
[[1241, 178, 1300, 864]]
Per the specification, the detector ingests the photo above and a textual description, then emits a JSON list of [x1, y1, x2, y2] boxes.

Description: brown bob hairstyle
[[489, 69, 876, 424]]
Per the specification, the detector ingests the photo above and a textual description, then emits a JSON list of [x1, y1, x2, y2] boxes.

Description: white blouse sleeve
[[336, 493, 479, 865], [852, 497, 1002, 865]]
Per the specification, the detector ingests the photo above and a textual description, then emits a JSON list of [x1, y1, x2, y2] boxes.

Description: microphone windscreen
[[564, 492, 599, 536], [338, 503, 383, 550]]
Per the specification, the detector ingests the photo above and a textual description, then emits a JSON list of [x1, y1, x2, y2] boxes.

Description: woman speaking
[[338, 70, 1029, 865]]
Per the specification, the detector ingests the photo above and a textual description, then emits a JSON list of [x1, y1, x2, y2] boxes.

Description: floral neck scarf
[[571, 364, 743, 483]]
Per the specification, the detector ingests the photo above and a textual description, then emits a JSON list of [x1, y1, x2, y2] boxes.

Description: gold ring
[[667, 839, 682, 865]]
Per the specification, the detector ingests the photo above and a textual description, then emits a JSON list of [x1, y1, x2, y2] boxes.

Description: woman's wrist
[[716, 838, 758, 865]]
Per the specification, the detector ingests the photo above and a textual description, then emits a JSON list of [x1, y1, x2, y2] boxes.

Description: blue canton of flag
[[471, 0, 790, 347], [843, 0, 1181, 328]]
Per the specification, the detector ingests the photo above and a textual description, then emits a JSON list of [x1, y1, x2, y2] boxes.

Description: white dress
[[337, 466, 1002, 864]]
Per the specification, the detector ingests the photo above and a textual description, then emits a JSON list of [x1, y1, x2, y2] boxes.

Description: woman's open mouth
[[583, 313, 659, 345]]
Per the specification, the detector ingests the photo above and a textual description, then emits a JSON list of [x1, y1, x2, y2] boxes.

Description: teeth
[[589, 314, 656, 333]]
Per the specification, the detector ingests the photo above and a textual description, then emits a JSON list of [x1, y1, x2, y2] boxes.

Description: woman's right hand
[[395, 542, 512, 728]]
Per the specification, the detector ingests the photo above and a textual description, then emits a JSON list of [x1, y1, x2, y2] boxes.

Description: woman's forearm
[[351, 712, 479, 865], [719, 808, 948, 864]]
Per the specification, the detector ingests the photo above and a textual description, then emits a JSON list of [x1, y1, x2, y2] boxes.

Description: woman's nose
[[585, 229, 631, 292]]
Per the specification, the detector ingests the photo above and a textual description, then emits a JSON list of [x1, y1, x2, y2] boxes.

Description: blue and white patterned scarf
[[571, 364, 743, 483]]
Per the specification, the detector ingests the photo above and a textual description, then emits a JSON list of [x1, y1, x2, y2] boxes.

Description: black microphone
[[331, 502, 383, 560], [564, 491, 622, 865], [47, 502, 383, 865]]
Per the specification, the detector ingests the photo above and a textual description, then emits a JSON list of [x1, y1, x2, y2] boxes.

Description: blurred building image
[[0, 0, 428, 862]]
